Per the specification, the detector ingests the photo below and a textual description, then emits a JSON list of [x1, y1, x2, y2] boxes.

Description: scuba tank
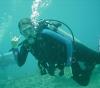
[[39, 19, 75, 47]]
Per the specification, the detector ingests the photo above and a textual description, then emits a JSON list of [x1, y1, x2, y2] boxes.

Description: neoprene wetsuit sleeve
[[12, 45, 28, 67], [41, 29, 73, 66]]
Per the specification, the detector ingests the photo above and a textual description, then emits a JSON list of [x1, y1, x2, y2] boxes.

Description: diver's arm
[[12, 45, 28, 67], [11, 36, 28, 67]]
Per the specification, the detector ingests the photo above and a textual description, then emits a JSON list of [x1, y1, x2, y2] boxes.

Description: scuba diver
[[11, 18, 100, 86]]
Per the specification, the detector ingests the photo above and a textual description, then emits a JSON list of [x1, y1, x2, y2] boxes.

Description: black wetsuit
[[12, 21, 68, 75], [13, 30, 67, 74], [12, 21, 100, 86]]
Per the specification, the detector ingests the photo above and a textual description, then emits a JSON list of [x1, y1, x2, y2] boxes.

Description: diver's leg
[[47, 62, 55, 76], [71, 61, 94, 86], [74, 41, 100, 64], [57, 64, 64, 76], [38, 61, 47, 75]]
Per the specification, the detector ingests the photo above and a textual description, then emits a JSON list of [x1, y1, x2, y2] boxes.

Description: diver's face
[[20, 24, 37, 44], [20, 24, 36, 39]]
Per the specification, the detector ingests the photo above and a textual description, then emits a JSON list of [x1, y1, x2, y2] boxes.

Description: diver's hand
[[11, 36, 20, 48], [64, 66, 73, 79]]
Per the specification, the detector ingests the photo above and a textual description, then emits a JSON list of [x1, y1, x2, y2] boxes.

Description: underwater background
[[0, 0, 100, 88]]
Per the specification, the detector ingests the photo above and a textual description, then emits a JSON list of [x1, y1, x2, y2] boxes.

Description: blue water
[[0, 0, 100, 88]]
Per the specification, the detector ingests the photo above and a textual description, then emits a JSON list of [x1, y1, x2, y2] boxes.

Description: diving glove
[[11, 36, 20, 48]]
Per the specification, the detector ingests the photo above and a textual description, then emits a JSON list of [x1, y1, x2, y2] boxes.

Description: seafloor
[[0, 65, 100, 88]]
